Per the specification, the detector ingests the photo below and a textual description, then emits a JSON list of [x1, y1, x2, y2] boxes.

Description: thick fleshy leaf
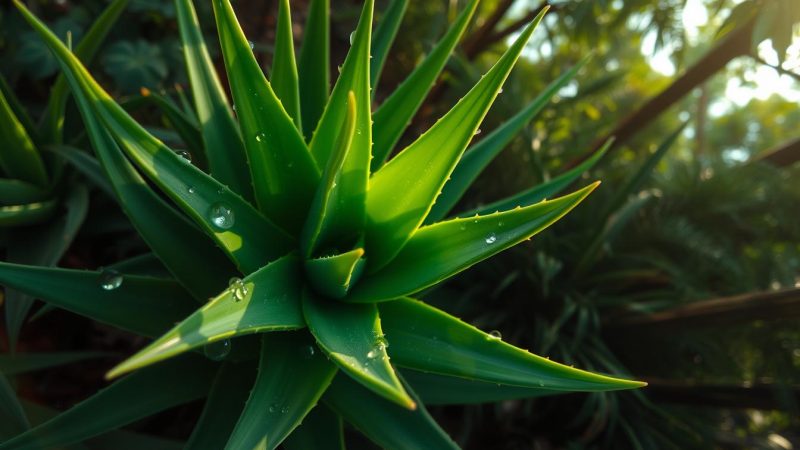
[[41, 0, 129, 144], [271, 0, 302, 129], [302, 290, 414, 409], [381, 298, 645, 391], [107, 253, 170, 278], [137, 90, 206, 170], [47, 146, 114, 198], [4, 184, 87, 350], [282, 405, 344, 450], [0, 352, 110, 376], [175, 0, 252, 200], [106, 255, 305, 378], [324, 374, 458, 450], [213, 0, 320, 231], [351, 183, 598, 302], [308, 0, 373, 245], [0, 75, 37, 145], [0, 356, 216, 450], [0, 178, 49, 205], [370, 0, 479, 169], [0, 374, 29, 440], [227, 332, 337, 450], [305, 248, 366, 299], [301, 92, 357, 256], [0, 88, 48, 186], [185, 361, 257, 450], [370, 0, 408, 99], [0, 200, 57, 226], [365, 11, 547, 271], [426, 56, 592, 223], [14, 0, 243, 296], [297, 0, 330, 139], [0, 263, 196, 338], [402, 369, 559, 405]]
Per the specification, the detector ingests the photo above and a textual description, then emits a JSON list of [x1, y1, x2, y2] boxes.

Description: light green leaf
[[0, 352, 111, 376], [324, 374, 458, 450], [351, 183, 597, 302], [308, 1, 373, 246], [185, 361, 257, 450], [282, 405, 344, 450], [41, 0, 129, 143], [272, 0, 302, 129], [176, 0, 252, 200], [227, 332, 337, 450], [106, 255, 305, 378], [370, 0, 479, 169], [426, 56, 593, 223], [302, 290, 414, 409], [0, 356, 216, 450], [365, 10, 547, 271], [301, 91, 357, 257], [403, 369, 559, 405], [298, 0, 330, 139], [0, 88, 48, 186], [213, 0, 320, 231], [370, 0, 408, 99], [0, 262, 196, 338], [0, 374, 29, 440], [305, 248, 366, 299], [382, 298, 645, 391]]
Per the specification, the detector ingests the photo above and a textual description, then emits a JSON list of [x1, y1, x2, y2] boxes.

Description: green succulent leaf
[[0, 352, 111, 376], [0, 179, 49, 205], [370, 0, 479, 169], [213, 0, 321, 231], [305, 248, 367, 299], [382, 298, 645, 391], [0, 88, 48, 186], [106, 254, 305, 378], [0, 356, 216, 450], [0, 262, 196, 338], [351, 183, 597, 302], [298, 0, 330, 139], [0, 374, 29, 440], [302, 290, 415, 409], [272, 0, 302, 129], [365, 10, 547, 271], [176, 0, 252, 200], [0, 75, 38, 145], [468, 139, 611, 216], [47, 145, 115, 198], [308, 0, 373, 245], [302, 91, 357, 257], [0, 200, 58, 227], [41, 0, 129, 143], [282, 405, 344, 450], [227, 332, 337, 450], [185, 361, 257, 450], [324, 374, 458, 450], [403, 369, 559, 405], [370, 0, 408, 99], [137, 90, 207, 170], [427, 56, 593, 223]]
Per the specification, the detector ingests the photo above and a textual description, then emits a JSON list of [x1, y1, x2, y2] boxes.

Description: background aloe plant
[[0, 0, 646, 448]]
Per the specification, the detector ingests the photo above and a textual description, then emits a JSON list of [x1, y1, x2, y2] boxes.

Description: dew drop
[[475, 128, 482, 135], [188, 186, 196, 194], [176, 150, 192, 163], [485, 233, 497, 244], [498, 87, 504, 93], [281, 406, 289, 414], [208, 202, 235, 230], [99, 269, 123, 291], [303, 345, 316, 359], [349, 31, 356, 45], [488, 330, 502, 340], [204, 339, 231, 361], [228, 277, 248, 301], [255, 132, 266, 143], [248, 40, 255, 50], [268, 403, 278, 413]]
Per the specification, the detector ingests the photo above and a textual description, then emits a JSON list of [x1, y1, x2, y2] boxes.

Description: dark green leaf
[[0, 352, 111, 376], [271, 0, 302, 129], [370, 0, 408, 99], [298, 0, 330, 139]]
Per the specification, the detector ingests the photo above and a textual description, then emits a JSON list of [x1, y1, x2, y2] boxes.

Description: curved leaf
[[0, 89, 47, 186], [370, 0, 479, 169], [402, 369, 559, 405], [272, 0, 302, 129], [0, 356, 216, 450], [0, 374, 29, 440], [226, 332, 337, 450], [0, 200, 57, 227], [213, 0, 320, 231], [351, 183, 598, 302], [365, 11, 547, 271], [0, 179, 49, 205], [176, 0, 252, 200], [107, 254, 305, 378], [381, 298, 645, 391], [305, 248, 366, 299], [298, 0, 330, 139], [324, 374, 458, 450], [370, 0, 408, 99], [302, 290, 414, 409]]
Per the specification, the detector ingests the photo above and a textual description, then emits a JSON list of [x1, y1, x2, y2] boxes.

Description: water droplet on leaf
[[228, 277, 248, 301], [188, 186, 195, 194], [204, 339, 231, 361], [248, 40, 255, 50], [99, 269, 123, 291], [209, 203, 235, 230], [176, 150, 192, 163], [485, 233, 497, 244], [255, 132, 266, 143], [488, 330, 502, 340], [349, 31, 355, 45]]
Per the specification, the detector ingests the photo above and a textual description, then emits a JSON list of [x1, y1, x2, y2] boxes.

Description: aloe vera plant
[[1, 0, 644, 448]]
